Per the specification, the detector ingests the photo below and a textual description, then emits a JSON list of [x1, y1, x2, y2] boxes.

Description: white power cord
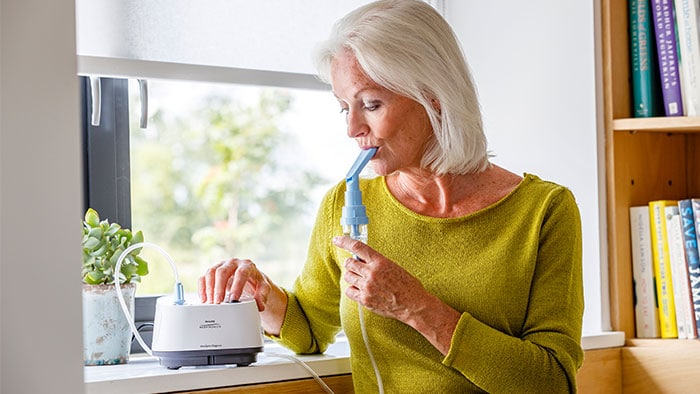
[[262, 352, 334, 393]]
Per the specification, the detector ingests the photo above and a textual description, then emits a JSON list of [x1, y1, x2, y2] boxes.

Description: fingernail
[[332, 236, 341, 244]]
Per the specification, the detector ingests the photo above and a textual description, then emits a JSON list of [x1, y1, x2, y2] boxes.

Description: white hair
[[314, 0, 490, 175]]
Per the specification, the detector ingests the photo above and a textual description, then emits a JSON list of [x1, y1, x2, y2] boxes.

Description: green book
[[629, 0, 663, 117]]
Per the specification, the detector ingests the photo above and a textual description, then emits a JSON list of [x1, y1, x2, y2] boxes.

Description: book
[[650, 0, 684, 116], [629, 206, 661, 337], [673, 0, 700, 116], [679, 198, 700, 337], [649, 200, 678, 337], [665, 205, 696, 338], [630, 0, 664, 117]]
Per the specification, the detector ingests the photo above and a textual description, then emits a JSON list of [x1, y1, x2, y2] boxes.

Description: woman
[[200, 0, 584, 392]]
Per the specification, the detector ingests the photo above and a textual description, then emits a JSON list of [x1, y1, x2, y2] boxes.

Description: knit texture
[[271, 174, 584, 393]]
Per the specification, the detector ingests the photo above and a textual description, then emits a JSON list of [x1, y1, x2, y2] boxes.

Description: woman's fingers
[[229, 259, 254, 302], [337, 235, 364, 256], [201, 261, 222, 303], [334, 237, 426, 322], [332, 235, 376, 262], [223, 275, 235, 303], [197, 274, 207, 303], [213, 261, 237, 303], [199, 258, 272, 311], [199, 259, 241, 304]]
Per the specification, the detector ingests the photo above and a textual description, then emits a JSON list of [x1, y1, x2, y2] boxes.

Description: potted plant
[[81, 207, 149, 366]]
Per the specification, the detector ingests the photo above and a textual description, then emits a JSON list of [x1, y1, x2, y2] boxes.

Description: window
[[128, 79, 356, 294], [82, 77, 358, 296]]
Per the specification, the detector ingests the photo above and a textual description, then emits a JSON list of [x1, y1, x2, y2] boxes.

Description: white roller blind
[[76, 0, 374, 80]]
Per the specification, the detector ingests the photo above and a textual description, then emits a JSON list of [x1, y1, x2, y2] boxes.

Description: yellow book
[[649, 200, 679, 338]]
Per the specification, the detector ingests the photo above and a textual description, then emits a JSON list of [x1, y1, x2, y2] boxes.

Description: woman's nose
[[346, 110, 369, 138]]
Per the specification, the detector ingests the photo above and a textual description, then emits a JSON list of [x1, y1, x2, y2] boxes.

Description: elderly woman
[[200, 0, 584, 392]]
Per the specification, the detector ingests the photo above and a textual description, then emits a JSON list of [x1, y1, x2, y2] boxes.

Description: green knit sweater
[[272, 173, 584, 393]]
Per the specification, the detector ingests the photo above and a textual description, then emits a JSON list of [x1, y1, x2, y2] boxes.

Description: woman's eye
[[363, 101, 380, 111], [339, 107, 349, 115]]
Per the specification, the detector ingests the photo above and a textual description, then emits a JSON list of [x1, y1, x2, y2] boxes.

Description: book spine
[[679, 199, 700, 337], [630, 0, 663, 117], [673, 0, 700, 116], [665, 205, 696, 338], [649, 200, 678, 337], [651, 0, 685, 116], [629, 206, 661, 337]]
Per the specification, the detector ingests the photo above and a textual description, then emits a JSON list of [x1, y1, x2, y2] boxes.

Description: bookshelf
[[601, 0, 700, 344], [601, 0, 700, 341]]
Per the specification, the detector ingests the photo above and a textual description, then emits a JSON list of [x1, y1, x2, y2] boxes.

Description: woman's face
[[330, 50, 434, 176]]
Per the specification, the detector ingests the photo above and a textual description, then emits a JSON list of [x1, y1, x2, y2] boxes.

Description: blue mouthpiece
[[341, 147, 377, 227]]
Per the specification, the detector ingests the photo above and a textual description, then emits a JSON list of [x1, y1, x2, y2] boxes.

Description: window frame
[[81, 76, 132, 228]]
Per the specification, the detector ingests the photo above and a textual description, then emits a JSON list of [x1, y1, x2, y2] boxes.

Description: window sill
[[580, 330, 625, 350], [84, 332, 624, 393], [84, 338, 351, 394]]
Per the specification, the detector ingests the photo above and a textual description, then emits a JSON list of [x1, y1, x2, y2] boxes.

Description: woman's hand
[[332, 236, 426, 322], [198, 258, 287, 336], [332, 235, 460, 355]]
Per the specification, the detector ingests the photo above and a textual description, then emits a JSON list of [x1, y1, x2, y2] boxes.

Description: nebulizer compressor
[[114, 242, 264, 369], [114, 243, 333, 392]]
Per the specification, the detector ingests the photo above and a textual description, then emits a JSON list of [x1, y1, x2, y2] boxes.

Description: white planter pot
[[82, 283, 136, 366]]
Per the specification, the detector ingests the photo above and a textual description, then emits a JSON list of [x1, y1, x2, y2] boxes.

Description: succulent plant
[[81, 208, 149, 285]]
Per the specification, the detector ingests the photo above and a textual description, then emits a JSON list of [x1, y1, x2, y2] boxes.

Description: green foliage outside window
[[130, 86, 326, 295]]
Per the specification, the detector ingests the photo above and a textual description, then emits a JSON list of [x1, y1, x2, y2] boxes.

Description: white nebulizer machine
[[114, 244, 334, 392], [114, 243, 264, 369], [340, 147, 384, 394]]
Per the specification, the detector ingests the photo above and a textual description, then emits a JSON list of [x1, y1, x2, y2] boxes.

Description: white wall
[[1, 0, 85, 392], [446, 1, 605, 334]]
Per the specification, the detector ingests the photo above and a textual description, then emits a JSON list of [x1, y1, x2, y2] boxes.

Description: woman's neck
[[386, 165, 521, 218]]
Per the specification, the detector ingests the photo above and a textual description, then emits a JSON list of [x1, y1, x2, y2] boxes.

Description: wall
[[446, 1, 605, 334], [0, 0, 84, 392]]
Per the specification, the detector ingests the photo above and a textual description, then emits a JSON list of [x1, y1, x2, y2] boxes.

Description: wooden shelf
[[621, 339, 700, 393], [613, 116, 700, 133]]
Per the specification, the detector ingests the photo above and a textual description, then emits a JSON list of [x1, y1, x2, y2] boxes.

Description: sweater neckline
[[375, 173, 536, 222]]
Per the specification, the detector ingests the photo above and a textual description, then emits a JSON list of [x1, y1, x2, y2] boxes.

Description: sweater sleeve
[[442, 187, 585, 393], [267, 182, 345, 354]]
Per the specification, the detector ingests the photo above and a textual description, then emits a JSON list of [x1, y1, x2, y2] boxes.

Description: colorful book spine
[[630, 0, 663, 117], [679, 199, 700, 337], [673, 0, 700, 116], [649, 200, 678, 337], [629, 206, 661, 337], [650, 0, 684, 116], [665, 205, 696, 338]]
